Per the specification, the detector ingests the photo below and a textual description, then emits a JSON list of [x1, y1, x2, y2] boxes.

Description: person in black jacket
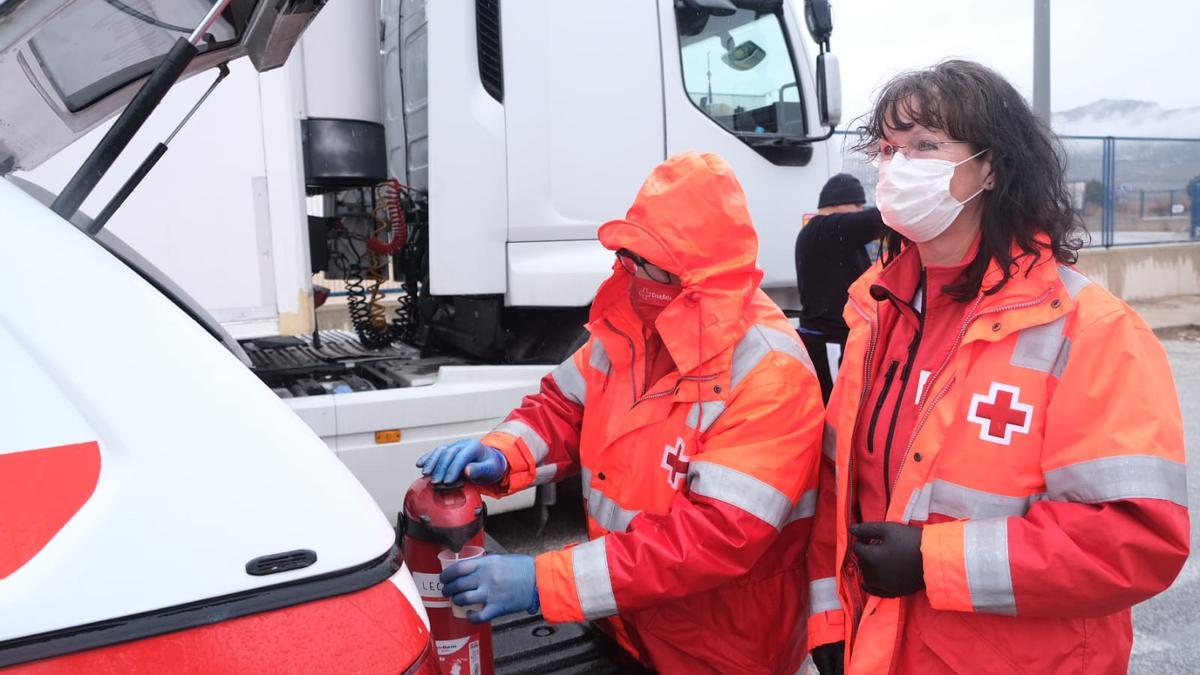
[[795, 173, 884, 403]]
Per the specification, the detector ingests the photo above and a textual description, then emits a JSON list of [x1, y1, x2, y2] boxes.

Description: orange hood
[[591, 152, 765, 376]]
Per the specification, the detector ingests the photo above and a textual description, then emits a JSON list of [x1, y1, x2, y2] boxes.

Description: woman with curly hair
[[806, 60, 1189, 674]]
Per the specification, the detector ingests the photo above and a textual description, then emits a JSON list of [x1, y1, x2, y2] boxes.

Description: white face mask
[[874, 148, 989, 243]]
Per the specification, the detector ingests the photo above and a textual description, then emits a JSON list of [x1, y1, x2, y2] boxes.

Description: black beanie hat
[[818, 173, 866, 208]]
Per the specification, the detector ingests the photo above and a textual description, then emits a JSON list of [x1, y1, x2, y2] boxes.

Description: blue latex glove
[[440, 553, 539, 623], [416, 439, 508, 485]]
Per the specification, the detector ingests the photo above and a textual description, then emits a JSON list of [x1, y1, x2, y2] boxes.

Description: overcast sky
[[827, 0, 1199, 125]]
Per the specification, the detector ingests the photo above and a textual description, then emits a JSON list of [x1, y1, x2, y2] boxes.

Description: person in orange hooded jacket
[[421, 152, 829, 674], [808, 60, 1190, 674]]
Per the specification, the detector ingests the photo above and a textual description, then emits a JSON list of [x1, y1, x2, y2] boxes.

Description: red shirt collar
[[870, 233, 981, 311]]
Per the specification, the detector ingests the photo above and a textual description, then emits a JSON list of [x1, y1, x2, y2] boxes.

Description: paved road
[[1131, 337, 1200, 674], [489, 339, 1200, 672]]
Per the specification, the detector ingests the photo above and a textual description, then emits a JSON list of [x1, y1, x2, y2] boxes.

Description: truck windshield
[[677, 6, 805, 138], [28, 0, 237, 112]]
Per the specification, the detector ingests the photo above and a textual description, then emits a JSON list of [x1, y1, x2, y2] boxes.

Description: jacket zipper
[[892, 289, 1054, 497], [603, 319, 716, 410], [846, 296, 880, 526], [915, 288, 1052, 409], [844, 296, 879, 644], [882, 272, 926, 506], [847, 298, 881, 461], [634, 373, 719, 407], [604, 319, 640, 408], [866, 361, 899, 456]]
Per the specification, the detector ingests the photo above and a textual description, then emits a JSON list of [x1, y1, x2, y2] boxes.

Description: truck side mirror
[[806, 0, 839, 129], [816, 52, 842, 128], [677, 0, 738, 17], [804, 0, 833, 44]]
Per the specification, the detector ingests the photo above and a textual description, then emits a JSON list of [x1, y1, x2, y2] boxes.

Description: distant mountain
[[1052, 99, 1200, 137], [1047, 99, 1200, 191]]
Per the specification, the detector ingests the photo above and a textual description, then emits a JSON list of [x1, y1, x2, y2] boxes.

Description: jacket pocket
[[911, 607, 1024, 675], [907, 593, 1088, 675], [636, 565, 808, 675]]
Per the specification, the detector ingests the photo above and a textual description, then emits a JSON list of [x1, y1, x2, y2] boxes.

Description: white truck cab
[[8, 0, 841, 552], [386, 0, 840, 310]]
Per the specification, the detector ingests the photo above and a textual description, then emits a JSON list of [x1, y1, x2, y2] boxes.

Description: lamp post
[[1033, 0, 1051, 120]]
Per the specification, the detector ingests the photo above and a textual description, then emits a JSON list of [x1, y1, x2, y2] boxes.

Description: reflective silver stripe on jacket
[[687, 461, 793, 530], [1010, 316, 1070, 378], [685, 400, 727, 433], [964, 518, 1017, 615], [588, 339, 611, 374], [902, 480, 1045, 523], [730, 324, 816, 390], [809, 577, 840, 616], [1045, 454, 1188, 507], [573, 537, 618, 620], [551, 357, 587, 405], [588, 489, 640, 533], [492, 419, 550, 464], [1057, 265, 1092, 299], [822, 422, 837, 461], [533, 463, 559, 486], [785, 488, 819, 525], [687, 323, 815, 435], [581, 467, 641, 532]]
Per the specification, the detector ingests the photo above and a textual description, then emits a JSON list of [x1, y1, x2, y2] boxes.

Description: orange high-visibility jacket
[[811, 244, 1190, 673], [481, 153, 826, 674]]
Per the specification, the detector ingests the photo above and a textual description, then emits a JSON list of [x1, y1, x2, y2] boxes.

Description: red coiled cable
[[367, 179, 410, 255]]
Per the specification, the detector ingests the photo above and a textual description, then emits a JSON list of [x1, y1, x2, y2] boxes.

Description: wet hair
[[853, 59, 1086, 300]]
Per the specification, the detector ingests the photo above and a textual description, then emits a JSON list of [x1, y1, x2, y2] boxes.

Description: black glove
[[850, 521, 925, 598], [811, 641, 845, 675]]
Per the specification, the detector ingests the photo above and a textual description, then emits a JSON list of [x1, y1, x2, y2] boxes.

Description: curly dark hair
[[853, 59, 1087, 300]]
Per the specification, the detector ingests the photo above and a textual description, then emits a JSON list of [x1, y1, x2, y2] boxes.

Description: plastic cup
[[438, 545, 486, 618]]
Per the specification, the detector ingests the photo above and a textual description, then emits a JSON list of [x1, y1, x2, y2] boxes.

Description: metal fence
[[835, 131, 1200, 248]]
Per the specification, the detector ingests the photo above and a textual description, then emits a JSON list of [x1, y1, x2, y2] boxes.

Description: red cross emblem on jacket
[[661, 437, 691, 489], [967, 382, 1034, 445]]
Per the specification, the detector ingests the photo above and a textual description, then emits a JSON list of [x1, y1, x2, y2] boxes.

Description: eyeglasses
[[616, 250, 674, 284], [876, 135, 977, 162]]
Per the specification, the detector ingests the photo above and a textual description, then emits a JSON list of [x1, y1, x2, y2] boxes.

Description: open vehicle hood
[[0, 0, 325, 173]]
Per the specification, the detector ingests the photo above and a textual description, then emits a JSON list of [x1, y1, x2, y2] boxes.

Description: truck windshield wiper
[[50, 0, 235, 227], [738, 124, 837, 145], [737, 130, 812, 146]]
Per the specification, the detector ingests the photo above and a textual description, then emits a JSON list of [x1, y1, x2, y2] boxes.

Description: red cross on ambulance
[[967, 382, 1034, 445]]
